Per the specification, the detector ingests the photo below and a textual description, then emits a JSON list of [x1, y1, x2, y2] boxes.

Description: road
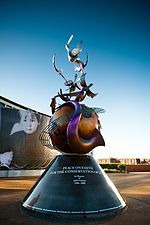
[[0, 172, 149, 225]]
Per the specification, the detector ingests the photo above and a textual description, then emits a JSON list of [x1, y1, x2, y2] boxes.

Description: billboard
[[0, 108, 57, 169]]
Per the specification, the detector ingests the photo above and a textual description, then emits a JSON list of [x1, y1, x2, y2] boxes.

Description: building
[[0, 96, 58, 170], [118, 158, 140, 165], [0, 96, 48, 116], [98, 157, 141, 165]]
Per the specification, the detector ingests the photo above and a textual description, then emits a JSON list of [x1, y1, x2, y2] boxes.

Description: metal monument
[[21, 35, 126, 222]]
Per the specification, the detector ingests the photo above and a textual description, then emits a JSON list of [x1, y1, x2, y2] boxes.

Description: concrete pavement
[[0, 172, 149, 225]]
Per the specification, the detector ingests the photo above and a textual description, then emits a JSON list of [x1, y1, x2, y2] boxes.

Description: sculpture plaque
[[21, 35, 126, 222]]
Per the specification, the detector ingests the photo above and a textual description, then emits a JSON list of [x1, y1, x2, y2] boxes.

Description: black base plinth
[[21, 155, 126, 222]]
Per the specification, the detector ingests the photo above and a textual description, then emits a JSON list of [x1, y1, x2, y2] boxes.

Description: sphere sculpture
[[21, 34, 126, 222], [50, 100, 105, 154]]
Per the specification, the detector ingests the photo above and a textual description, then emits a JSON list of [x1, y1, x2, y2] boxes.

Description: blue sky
[[0, 0, 150, 158]]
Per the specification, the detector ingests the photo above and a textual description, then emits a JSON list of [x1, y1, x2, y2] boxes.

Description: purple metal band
[[63, 100, 82, 147]]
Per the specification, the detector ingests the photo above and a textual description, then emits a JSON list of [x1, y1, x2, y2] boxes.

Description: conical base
[[21, 155, 126, 222]]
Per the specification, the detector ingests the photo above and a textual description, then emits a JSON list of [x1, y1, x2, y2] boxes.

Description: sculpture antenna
[[52, 54, 68, 83]]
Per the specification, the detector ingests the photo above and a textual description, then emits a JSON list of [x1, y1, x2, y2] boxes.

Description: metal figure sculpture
[[50, 37, 97, 109], [22, 35, 126, 222], [65, 34, 83, 63], [42, 34, 105, 154]]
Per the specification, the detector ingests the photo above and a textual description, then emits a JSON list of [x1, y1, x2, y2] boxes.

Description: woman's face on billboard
[[20, 111, 39, 134]]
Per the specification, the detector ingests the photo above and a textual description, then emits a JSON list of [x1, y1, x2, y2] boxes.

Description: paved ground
[[0, 172, 149, 225]]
